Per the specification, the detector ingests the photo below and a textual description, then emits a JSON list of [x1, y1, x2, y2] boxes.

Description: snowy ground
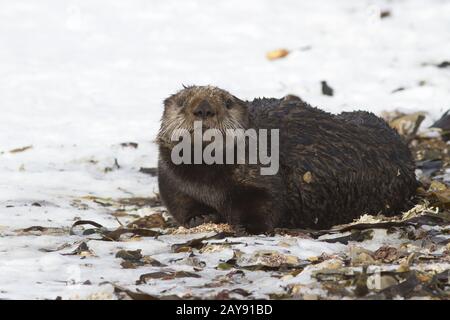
[[0, 0, 450, 299]]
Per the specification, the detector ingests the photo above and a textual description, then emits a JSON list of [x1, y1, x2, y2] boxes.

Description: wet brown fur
[[157, 86, 417, 234]]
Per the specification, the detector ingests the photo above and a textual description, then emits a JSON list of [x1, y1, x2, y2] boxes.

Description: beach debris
[[266, 49, 290, 60], [321, 81, 334, 96]]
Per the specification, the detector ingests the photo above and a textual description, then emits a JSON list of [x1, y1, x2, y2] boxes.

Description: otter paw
[[186, 213, 220, 228], [232, 223, 272, 235], [232, 225, 250, 237]]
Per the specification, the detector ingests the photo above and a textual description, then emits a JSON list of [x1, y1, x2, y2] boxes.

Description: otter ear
[[232, 95, 245, 105], [163, 95, 176, 108]]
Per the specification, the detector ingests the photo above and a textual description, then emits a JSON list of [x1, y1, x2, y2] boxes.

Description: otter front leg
[[227, 188, 281, 234], [158, 168, 222, 228], [162, 191, 221, 228]]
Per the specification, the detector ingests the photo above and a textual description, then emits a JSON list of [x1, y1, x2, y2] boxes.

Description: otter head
[[157, 85, 249, 146]]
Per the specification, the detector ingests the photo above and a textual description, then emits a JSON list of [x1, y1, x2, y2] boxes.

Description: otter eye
[[225, 99, 233, 109]]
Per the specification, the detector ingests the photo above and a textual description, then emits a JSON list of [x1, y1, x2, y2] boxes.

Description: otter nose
[[193, 100, 215, 119]]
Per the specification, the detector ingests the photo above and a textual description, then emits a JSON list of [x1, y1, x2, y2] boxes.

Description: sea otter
[[156, 85, 417, 234]]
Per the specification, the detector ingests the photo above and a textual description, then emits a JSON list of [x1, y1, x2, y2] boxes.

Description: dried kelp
[[171, 232, 236, 253], [70, 219, 161, 241], [136, 270, 201, 284], [112, 284, 184, 300], [116, 249, 166, 269]]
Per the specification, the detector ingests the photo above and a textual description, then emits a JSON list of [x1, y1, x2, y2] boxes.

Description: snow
[[1, 0, 450, 299]]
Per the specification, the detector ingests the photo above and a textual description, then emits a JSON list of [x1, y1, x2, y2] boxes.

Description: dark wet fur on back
[[157, 86, 417, 233]]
